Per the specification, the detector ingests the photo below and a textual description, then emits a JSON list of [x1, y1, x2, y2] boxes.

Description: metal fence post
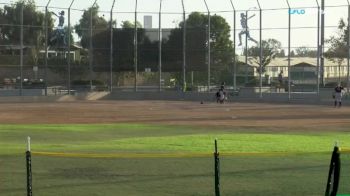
[[325, 145, 341, 196], [26, 137, 32, 196], [214, 139, 220, 196]]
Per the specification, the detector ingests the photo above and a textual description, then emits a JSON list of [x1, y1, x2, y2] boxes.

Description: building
[[237, 56, 349, 84]]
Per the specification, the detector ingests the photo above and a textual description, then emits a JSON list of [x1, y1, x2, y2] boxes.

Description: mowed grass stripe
[[0, 124, 350, 155]]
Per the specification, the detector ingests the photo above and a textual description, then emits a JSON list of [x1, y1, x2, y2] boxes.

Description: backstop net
[[0, 0, 349, 98]]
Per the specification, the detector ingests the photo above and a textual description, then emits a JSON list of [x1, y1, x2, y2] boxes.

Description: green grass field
[[1, 124, 350, 195]]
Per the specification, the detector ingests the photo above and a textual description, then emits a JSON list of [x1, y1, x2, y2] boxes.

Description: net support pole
[[134, 0, 138, 92], [214, 139, 220, 196], [257, 0, 262, 99], [158, 0, 163, 92], [20, 4, 23, 96], [347, 2, 350, 93], [229, 0, 236, 90], [286, 0, 291, 101], [316, 0, 320, 97], [245, 10, 248, 86], [320, 0, 325, 86], [110, 0, 116, 92], [181, 0, 186, 92], [44, 0, 52, 96], [26, 137, 32, 196], [68, 0, 75, 95], [203, 0, 210, 92], [89, 0, 97, 91], [325, 145, 341, 196]]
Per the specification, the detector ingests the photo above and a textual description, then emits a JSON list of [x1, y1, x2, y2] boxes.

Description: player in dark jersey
[[238, 13, 258, 46], [334, 84, 344, 108]]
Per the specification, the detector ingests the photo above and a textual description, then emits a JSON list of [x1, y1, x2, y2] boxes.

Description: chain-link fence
[[0, 0, 349, 97]]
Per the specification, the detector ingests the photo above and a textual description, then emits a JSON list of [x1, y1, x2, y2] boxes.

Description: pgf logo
[[289, 9, 306, 15]]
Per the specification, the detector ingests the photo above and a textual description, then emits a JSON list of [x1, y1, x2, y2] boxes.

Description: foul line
[[339, 148, 350, 154], [32, 151, 331, 159]]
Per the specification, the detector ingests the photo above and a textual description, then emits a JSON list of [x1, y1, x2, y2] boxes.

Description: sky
[[1, 0, 349, 53]]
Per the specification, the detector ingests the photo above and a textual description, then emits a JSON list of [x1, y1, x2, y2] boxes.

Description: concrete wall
[[0, 89, 43, 96]]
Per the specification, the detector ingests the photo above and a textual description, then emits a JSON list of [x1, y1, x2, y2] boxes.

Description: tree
[[121, 21, 142, 29], [277, 49, 285, 57], [179, 12, 233, 70], [1, 0, 54, 66], [248, 38, 281, 74], [290, 50, 295, 57], [163, 12, 234, 86], [325, 19, 348, 82], [82, 19, 145, 72], [0, 7, 6, 45], [295, 46, 317, 57], [74, 5, 109, 48]]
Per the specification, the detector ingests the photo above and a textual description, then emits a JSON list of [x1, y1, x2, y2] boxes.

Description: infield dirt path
[[0, 101, 349, 131]]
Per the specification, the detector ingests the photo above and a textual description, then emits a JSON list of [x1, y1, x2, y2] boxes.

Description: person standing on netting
[[238, 13, 258, 46], [51, 11, 66, 45], [334, 83, 344, 108]]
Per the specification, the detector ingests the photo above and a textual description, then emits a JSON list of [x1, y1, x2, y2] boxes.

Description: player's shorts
[[335, 92, 342, 102]]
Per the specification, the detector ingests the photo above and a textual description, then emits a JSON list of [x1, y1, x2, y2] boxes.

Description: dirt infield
[[0, 100, 349, 131]]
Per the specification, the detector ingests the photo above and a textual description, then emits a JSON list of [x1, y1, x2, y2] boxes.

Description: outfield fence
[[22, 137, 350, 196]]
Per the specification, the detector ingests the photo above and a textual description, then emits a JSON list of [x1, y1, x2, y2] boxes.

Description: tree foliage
[[248, 39, 281, 74], [325, 19, 348, 66], [295, 46, 317, 57], [74, 5, 109, 48], [0, 0, 54, 65], [121, 21, 142, 28]]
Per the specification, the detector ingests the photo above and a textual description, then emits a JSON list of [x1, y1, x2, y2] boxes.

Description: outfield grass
[[1, 124, 350, 195]]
